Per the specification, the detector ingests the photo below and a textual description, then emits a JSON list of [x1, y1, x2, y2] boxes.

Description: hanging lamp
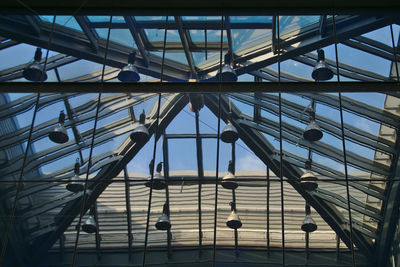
[[118, 51, 140, 82], [221, 112, 239, 143], [222, 160, 238, 190], [82, 215, 97, 234], [216, 52, 237, 82], [301, 205, 317, 233], [226, 202, 242, 229], [66, 158, 84, 193], [130, 110, 149, 143], [49, 111, 69, 144], [303, 110, 323, 142], [23, 48, 48, 82], [188, 93, 204, 112], [300, 160, 318, 191], [311, 49, 333, 81], [145, 161, 166, 190], [155, 202, 171, 230]]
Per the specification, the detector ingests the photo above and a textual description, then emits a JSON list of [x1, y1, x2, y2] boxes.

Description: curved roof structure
[[0, 9, 399, 267]]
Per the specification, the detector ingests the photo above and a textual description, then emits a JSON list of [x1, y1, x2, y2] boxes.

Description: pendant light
[[145, 161, 166, 190], [303, 109, 323, 142], [301, 204, 317, 233], [66, 158, 84, 193], [300, 160, 318, 191], [216, 52, 237, 82], [49, 111, 69, 144], [188, 93, 204, 112], [155, 202, 171, 231], [311, 49, 333, 81], [221, 112, 239, 143], [118, 51, 140, 82], [23, 48, 48, 82], [226, 202, 242, 229], [82, 214, 97, 234], [222, 160, 238, 190], [130, 110, 149, 143]]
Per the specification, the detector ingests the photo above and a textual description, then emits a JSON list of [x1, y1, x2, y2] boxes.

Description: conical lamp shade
[[221, 172, 238, 190], [221, 122, 239, 143], [303, 120, 323, 142], [130, 124, 149, 143], [66, 174, 84, 193], [216, 64, 238, 82], [82, 215, 97, 234], [155, 213, 171, 230], [300, 170, 318, 191], [226, 210, 242, 229], [118, 63, 140, 82], [301, 214, 317, 233]]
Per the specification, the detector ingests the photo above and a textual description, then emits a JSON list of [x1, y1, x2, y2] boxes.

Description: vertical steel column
[[390, 22, 399, 81], [332, 13, 356, 267], [162, 133, 172, 258], [212, 13, 224, 267], [277, 13, 286, 266], [142, 16, 168, 267], [92, 202, 101, 259], [231, 142, 238, 256], [71, 15, 113, 267], [195, 110, 204, 252], [123, 167, 133, 261]]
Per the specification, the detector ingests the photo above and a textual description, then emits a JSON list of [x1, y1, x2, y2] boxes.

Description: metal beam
[[123, 16, 150, 67], [194, 110, 204, 251], [23, 15, 41, 36], [175, 16, 198, 79], [28, 94, 188, 263], [235, 15, 390, 76], [0, 16, 190, 81], [90, 21, 273, 30], [74, 16, 99, 53], [376, 130, 400, 265], [1, 81, 399, 93], [123, 166, 133, 260], [162, 134, 172, 258], [203, 93, 373, 258]]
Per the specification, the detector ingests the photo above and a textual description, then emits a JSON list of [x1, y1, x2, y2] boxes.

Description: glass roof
[[0, 11, 399, 267]]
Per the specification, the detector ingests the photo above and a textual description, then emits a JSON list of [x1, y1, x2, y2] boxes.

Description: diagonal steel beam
[[28, 94, 188, 263], [75, 16, 99, 53], [175, 16, 198, 79], [204, 93, 374, 258], [23, 15, 41, 36], [124, 16, 150, 67], [375, 127, 400, 266]]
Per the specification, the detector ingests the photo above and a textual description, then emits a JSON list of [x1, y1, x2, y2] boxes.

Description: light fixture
[[188, 93, 204, 112], [301, 205, 317, 233], [23, 48, 48, 82], [155, 202, 171, 231], [300, 160, 318, 191], [222, 160, 238, 190], [311, 49, 333, 81], [118, 51, 140, 82], [145, 161, 166, 190], [49, 111, 69, 144], [130, 110, 149, 143], [226, 202, 242, 230], [66, 158, 84, 193], [221, 113, 239, 143], [303, 109, 323, 142], [216, 52, 237, 82], [82, 215, 97, 234]]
